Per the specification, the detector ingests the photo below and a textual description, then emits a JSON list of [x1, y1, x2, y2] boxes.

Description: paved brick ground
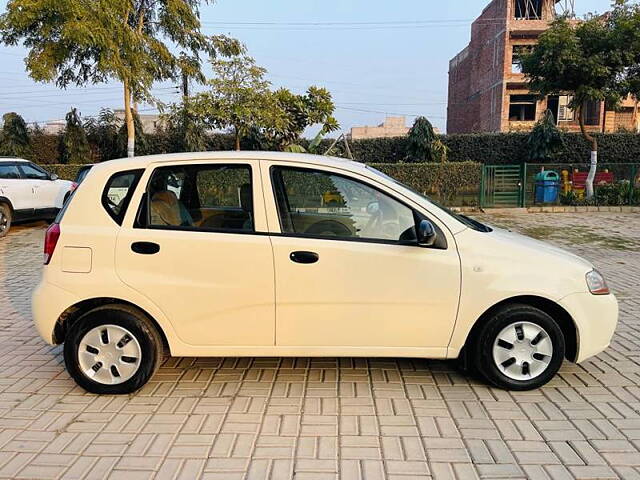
[[0, 213, 639, 480]]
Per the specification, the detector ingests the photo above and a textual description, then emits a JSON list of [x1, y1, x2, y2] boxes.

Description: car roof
[[0, 157, 28, 163], [92, 151, 367, 174]]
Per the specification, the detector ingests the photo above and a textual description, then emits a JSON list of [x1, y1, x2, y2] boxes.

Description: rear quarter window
[[102, 169, 143, 225]]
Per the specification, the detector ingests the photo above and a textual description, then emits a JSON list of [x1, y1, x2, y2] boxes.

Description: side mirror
[[49, 173, 59, 181], [417, 219, 437, 247]]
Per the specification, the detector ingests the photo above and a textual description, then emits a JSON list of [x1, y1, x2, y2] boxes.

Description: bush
[[370, 162, 481, 205], [46, 164, 84, 181]]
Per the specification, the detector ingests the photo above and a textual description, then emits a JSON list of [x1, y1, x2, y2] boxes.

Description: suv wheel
[[64, 305, 163, 394], [0, 203, 11, 238], [472, 304, 565, 391]]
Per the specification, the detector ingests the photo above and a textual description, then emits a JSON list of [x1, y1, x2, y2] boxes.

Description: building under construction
[[447, 0, 638, 134]]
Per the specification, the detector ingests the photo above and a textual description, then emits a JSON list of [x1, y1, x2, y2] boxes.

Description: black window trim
[[136, 162, 256, 235], [269, 165, 447, 250], [102, 169, 144, 225]]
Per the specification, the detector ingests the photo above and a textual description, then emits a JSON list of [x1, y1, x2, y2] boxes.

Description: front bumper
[[32, 280, 79, 344], [558, 292, 619, 363]]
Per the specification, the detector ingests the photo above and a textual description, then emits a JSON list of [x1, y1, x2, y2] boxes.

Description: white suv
[[0, 158, 76, 237], [32, 152, 618, 394]]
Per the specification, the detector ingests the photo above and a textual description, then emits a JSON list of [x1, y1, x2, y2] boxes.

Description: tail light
[[44, 223, 61, 265], [69, 182, 78, 193]]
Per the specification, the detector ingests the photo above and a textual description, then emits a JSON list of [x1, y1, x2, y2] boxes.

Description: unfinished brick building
[[447, 0, 638, 134]]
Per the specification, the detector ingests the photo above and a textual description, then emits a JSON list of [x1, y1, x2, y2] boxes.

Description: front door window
[[272, 167, 417, 243]]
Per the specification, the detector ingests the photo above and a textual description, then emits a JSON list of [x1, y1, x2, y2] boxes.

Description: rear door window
[[102, 170, 143, 225], [144, 164, 254, 232], [0, 164, 21, 179]]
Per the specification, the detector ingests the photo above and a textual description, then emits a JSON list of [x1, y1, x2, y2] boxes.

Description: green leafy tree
[[609, 0, 640, 132], [117, 111, 151, 157], [192, 54, 283, 151], [406, 116, 448, 162], [520, 13, 628, 197], [0, 0, 241, 158], [163, 100, 209, 152], [527, 110, 565, 161], [62, 108, 90, 164], [84, 109, 120, 162], [0, 112, 30, 157], [268, 87, 339, 151]]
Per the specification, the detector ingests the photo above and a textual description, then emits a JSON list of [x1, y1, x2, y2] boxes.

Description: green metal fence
[[480, 163, 640, 208], [480, 165, 525, 208]]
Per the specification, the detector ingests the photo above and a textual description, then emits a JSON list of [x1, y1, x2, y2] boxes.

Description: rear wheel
[[472, 304, 565, 391], [0, 203, 11, 238], [64, 305, 163, 394]]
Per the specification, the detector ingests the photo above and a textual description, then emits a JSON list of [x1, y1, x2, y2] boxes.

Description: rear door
[[0, 163, 29, 212], [115, 160, 276, 347]]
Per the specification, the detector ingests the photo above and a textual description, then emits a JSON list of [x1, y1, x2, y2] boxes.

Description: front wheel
[[472, 304, 565, 391], [0, 203, 12, 238], [64, 305, 163, 394]]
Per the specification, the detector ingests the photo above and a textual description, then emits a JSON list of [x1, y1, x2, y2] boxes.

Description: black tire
[[0, 203, 11, 238], [472, 304, 565, 391], [64, 304, 163, 394]]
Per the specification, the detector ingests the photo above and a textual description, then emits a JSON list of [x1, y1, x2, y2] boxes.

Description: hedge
[[318, 133, 640, 165], [45, 161, 482, 206], [18, 131, 640, 166]]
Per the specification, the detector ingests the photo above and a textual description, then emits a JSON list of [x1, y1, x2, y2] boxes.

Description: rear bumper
[[32, 280, 79, 344], [558, 292, 618, 363]]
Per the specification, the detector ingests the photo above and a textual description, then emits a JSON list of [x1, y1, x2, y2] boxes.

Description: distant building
[[349, 116, 411, 140], [41, 119, 66, 135], [39, 109, 164, 135], [447, 0, 638, 134]]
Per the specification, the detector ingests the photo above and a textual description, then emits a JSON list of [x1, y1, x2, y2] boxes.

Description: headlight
[[586, 270, 610, 295]]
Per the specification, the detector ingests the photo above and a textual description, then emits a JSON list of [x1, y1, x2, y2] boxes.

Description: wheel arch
[[53, 297, 171, 354], [462, 295, 578, 363], [0, 196, 14, 212]]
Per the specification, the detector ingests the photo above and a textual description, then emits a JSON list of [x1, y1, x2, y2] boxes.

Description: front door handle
[[131, 241, 160, 255], [290, 251, 319, 264]]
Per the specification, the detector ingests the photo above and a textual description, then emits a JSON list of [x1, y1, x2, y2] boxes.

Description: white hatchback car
[[0, 158, 76, 237], [32, 152, 618, 394]]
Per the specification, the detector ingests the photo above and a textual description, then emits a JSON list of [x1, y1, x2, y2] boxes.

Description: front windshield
[[366, 166, 492, 233]]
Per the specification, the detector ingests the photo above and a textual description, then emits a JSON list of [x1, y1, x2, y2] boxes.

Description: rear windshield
[[102, 169, 143, 225]]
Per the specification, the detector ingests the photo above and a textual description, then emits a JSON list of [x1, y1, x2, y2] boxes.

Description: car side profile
[[0, 158, 76, 238], [32, 152, 618, 394]]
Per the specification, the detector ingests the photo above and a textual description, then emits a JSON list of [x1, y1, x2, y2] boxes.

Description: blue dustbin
[[535, 171, 560, 204]]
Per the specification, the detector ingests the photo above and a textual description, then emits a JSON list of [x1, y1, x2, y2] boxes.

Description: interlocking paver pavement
[[0, 213, 639, 480]]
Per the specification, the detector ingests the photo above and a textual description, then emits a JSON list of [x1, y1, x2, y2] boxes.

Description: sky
[[0, 0, 611, 135]]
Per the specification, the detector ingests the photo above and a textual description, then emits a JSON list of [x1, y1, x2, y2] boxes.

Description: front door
[[115, 160, 275, 347], [266, 165, 461, 351]]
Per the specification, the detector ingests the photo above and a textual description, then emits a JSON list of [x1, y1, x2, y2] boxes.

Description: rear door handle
[[290, 251, 319, 264], [131, 242, 160, 255]]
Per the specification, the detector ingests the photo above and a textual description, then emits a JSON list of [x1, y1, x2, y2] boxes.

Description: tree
[[84, 109, 120, 162], [0, 112, 30, 157], [520, 13, 627, 198], [163, 100, 210, 152], [62, 108, 90, 164], [609, 0, 640, 132], [406, 116, 448, 162], [0, 0, 240, 158], [265, 87, 339, 151], [192, 54, 282, 151], [527, 110, 565, 161]]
